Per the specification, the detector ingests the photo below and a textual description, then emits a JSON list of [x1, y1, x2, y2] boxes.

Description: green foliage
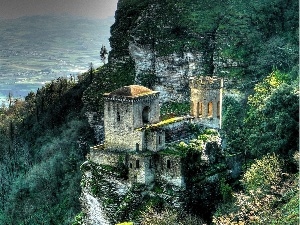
[[213, 156, 299, 225], [160, 102, 190, 120], [83, 59, 135, 112], [242, 154, 282, 194], [0, 1, 298, 224], [116, 222, 134, 225], [2, 120, 88, 224], [139, 72, 157, 89], [0, 66, 95, 224], [221, 95, 245, 154], [219, 178, 233, 202], [72, 212, 85, 225], [179, 129, 225, 221], [140, 207, 205, 225], [244, 70, 299, 158]]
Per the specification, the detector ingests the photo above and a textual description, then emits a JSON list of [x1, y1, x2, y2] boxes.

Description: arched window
[[142, 106, 150, 123], [198, 102, 203, 116], [136, 143, 139, 151], [190, 101, 194, 115], [208, 102, 213, 117]]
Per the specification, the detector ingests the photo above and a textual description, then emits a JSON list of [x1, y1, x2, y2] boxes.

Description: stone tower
[[190, 76, 223, 129], [103, 85, 161, 151]]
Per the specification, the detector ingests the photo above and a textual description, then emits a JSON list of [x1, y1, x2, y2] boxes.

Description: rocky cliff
[[107, 0, 228, 103], [78, 128, 226, 225], [78, 1, 239, 224], [129, 42, 204, 102]]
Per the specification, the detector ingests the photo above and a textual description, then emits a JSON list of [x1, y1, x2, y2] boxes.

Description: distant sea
[[0, 15, 114, 106]]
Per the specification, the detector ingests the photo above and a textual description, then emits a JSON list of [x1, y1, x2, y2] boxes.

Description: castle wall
[[164, 119, 191, 143], [104, 99, 146, 151], [146, 130, 165, 152], [128, 154, 155, 185], [88, 149, 121, 167], [157, 155, 185, 188], [104, 92, 160, 152]]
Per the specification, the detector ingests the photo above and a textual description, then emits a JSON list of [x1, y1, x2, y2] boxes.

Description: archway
[[142, 106, 150, 123], [208, 102, 213, 117], [197, 102, 203, 117]]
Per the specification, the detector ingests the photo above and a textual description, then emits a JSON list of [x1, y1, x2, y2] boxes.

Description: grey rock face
[[129, 42, 204, 103]]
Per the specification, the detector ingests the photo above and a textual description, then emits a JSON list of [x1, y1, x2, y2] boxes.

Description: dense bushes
[[0, 72, 94, 224], [213, 154, 299, 225]]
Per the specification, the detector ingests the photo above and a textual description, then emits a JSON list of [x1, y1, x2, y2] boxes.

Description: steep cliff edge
[[78, 128, 226, 225]]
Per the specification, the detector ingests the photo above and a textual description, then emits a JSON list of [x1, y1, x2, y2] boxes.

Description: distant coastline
[[0, 15, 113, 106]]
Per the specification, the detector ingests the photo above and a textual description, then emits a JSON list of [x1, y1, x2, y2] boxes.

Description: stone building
[[103, 85, 163, 152], [190, 76, 223, 129], [88, 77, 223, 189], [89, 85, 180, 187]]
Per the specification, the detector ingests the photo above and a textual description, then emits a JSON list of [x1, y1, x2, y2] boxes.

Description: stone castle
[[88, 76, 223, 188]]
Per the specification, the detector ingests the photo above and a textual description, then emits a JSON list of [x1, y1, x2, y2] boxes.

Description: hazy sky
[[0, 0, 118, 19]]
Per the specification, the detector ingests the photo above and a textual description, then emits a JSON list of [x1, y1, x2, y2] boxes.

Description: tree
[[100, 45, 108, 64], [88, 62, 94, 83], [244, 70, 299, 159], [7, 92, 13, 108], [140, 207, 204, 225], [213, 154, 298, 225]]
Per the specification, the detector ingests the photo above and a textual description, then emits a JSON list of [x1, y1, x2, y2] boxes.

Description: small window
[[149, 159, 152, 169], [158, 135, 161, 145], [129, 163, 132, 169], [117, 111, 120, 121], [136, 143, 139, 151], [136, 160, 140, 169], [167, 160, 171, 169]]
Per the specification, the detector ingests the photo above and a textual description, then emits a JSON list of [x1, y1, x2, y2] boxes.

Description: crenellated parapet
[[189, 76, 223, 90], [103, 91, 159, 103]]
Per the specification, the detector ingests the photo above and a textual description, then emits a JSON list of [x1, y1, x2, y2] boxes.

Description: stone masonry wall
[[157, 155, 185, 188]]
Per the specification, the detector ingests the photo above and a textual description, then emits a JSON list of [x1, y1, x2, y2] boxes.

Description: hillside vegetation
[[0, 0, 298, 224]]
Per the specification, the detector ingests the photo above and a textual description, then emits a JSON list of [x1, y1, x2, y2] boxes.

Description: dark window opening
[[129, 163, 132, 169], [136, 143, 139, 151], [136, 160, 140, 169], [198, 102, 203, 116], [149, 159, 152, 168], [117, 111, 121, 121], [142, 106, 150, 124], [167, 160, 171, 169], [158, 135, 161, 145]]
